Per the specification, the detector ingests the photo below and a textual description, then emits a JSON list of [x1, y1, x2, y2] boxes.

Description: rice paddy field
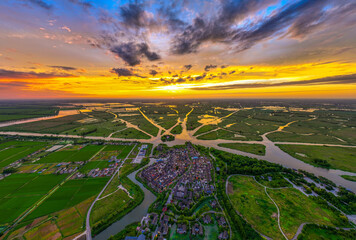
[[0, 173, 67, 224], [0, 140, 48, 169], [37, 145, 103, 163]]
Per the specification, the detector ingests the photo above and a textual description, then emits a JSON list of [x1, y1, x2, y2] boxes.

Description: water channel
[[94, 159, 157, 240]]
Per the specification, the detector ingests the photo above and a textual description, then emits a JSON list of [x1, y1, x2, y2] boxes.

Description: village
[[136, 144, 230, 239]]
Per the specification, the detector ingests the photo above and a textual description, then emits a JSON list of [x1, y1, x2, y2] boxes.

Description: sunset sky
[[0, 0, 356, 99]]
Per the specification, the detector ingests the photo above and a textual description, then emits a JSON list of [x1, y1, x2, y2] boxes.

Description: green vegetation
[[25, 177, 109, 221], [108, 222, 139, 240], [297, 224, 356, 240], [0, 140, 47, 169], [37, 145, 103, 163], [0, 114, 86, 133], [0, 104, 58, 122], [161, 134, 175, 142], [277, 145, 356, 173], [341, 175, 356, 182], [228, 175, 284, 239], [171, 124, 182, 134], [79, 161, 111, 173], [269, 187, 347, 239], [0, 173, 66, 224], [91, 158, 149, 235], [119, 113, 159, 136], [197, 129, 246, 141], [111, 127, 151, 139], [218, 142, 266, 155], [194, 125, 218, 136]]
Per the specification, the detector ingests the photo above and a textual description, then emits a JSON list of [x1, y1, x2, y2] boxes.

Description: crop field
[[218, 142, 266, 155], [79, 161, 111, 173], [0, 114, 86, 133], [65, 120, 127, 137], [228, 175, 284, 239], [117, 144, 134, 159], [37, 145, 103, 163], [25, 177, 109, 221], [277, 145, 356, 173], [0, 173, 66, 224], [0, 141, 47, 169]]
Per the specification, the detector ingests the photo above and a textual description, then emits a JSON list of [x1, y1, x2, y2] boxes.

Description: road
[[85, 143, 137, 240]]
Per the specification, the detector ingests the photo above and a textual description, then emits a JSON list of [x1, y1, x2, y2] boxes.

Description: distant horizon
[[1, 0, 355, 98]]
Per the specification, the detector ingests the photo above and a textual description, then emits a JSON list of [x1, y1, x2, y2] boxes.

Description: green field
[[37, 145, 103, 163], [277, 145, 356, 173], [193, 125, 218, 136], [228, 175, 284, 239], [79, 161, 111, 173], [25, 177, 109, 221], [218, 142, 266, 155], [111, 128, 151, 139], [0, 104, 58, 122], [0, 141, 47, 169], [0, 173, 67, 224], [268, 187, 345, 239], [171, 124, 183, 134]]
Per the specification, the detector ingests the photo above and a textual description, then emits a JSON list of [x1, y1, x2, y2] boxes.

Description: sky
[[0, 0, 356, 99]]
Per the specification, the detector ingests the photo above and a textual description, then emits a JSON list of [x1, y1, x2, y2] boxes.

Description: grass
[[297, 224, 356, 240], [117, 144, 134, 159], [228, 175, 284, 239], [197, 129, 247, 141], [119, 114, 159, 136], [269, 187, 345, 239], [276, 145, 356, 173], [37, 145, 103, 163], [25, 177, 109, 221], [194, 125, 218, 136], [171, 124, 183, 134], [111, 127, 151, 139], [218, 143, 266, 155], [0, 174, 66, 224], [65, 120, 127, 137], [341, 175, 356, 182]]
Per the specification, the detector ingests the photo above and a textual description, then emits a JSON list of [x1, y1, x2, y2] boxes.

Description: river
[[94, 159, 157, 240]]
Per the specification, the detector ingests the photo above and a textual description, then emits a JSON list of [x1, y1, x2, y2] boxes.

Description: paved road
[[86, 143, 137, 240]]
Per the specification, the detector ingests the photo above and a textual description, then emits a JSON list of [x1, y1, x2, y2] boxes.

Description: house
[[203, 214, 212, 224], [218, 231, 229, 239]]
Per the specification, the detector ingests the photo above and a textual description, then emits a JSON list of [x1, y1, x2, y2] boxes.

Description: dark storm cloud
[[170, 0, 348, 54], [204, 65, 217, 71], [192, 73, 356, 91], [150, 70, 158, 76], [184, 64, 192, 71], [120, 3, 158, 30], [195, 74, 206, 81], [110, 42, 160, 66], [0, 69, 74, 79], [68, 0, 93, 10], [110, 68, 134, 77], [49, 66, 78, 71], [158, 2, 186, 31], [28, 0, 52, 10]]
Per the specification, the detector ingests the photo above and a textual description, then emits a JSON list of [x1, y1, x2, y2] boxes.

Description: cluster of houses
[[140, 148, 190, 192], [87, 166, 116, 178], [54, 162, 84, 175]]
